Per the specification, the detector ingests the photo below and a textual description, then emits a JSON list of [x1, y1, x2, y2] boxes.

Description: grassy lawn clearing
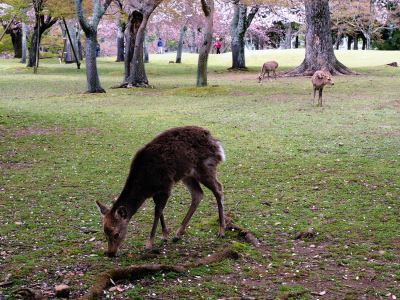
[[0, 49, 399, 299]]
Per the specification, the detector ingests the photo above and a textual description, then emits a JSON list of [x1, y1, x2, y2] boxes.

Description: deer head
[[96, 201, 129, 257]]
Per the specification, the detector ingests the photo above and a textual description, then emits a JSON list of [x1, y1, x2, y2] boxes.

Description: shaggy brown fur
[[258, 60, 279, 82], [96, 126, 225, 256], [311, 70, 334, 107]]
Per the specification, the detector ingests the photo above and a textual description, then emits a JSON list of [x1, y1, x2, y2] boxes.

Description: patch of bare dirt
[[0, 161, 33, 170], [13, 127, 62, 138], [75, 128, 101, 136]]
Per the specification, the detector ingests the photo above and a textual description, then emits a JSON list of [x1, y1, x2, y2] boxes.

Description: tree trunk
[[63, 20, 79, 63], [347, 35, 352, 50], [85, 32, 105, 93], [361, 35, 367, 50], [10, 30, 22, 58], [28, 29, 39, 67], [122, 11, 149, 87], [116, 20, 125, 62], [176, 24, 187, 63], [284, 22, 292, 49], [191, 29, 196, 53], [285, 0, 354, 76], [295, 35, 299, 48], [229, 3, 258, 70], [197, 0, 214, 87], [364, 32, 371, 50], [335, 30, 342, 50], [20, 22, 27, 63], [353, 36, 359, 50], [144, 30, 149, 63]]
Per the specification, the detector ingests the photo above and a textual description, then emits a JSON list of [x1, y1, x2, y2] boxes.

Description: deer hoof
[[172, 236, 181, 243]]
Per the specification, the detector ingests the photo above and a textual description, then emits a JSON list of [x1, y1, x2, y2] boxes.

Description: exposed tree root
[[78, 249, 239, 300], [227, 67, 249, 72], [84, 88, 106, 94], [111, 82, 152, 89], [282, 60, 358, 77], [225, 215, 260, 247], [387, 62, 398, 67], [14, 287, 44, 300]]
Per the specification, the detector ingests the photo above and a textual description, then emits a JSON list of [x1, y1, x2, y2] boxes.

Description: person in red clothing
[[215, 38, 221, 54]]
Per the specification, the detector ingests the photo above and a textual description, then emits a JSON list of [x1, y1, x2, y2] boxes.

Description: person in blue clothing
[[157, 37, 163, 54], [96, 43, 100, 57]]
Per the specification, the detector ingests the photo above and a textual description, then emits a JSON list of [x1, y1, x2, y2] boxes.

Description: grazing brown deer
[[258, 60, 279, 82], [311, 70, 334, 107], [96, 126, 226, 257]]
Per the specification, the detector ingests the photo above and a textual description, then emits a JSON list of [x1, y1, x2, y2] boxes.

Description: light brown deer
[[96, 126, 226, 257], [258, 60, 279, 82], [311, 70, 334, 107]]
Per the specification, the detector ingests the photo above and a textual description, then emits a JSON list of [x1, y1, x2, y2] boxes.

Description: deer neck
[[112, 187, 146, 218]]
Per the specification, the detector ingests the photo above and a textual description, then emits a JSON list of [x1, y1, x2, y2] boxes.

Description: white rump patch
[[216, 141, 226, 161]]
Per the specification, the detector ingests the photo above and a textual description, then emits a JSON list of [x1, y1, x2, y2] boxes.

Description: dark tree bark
[[284, 0, 354, 76], [353, 35, 359, 50], [144, 30, 149, 63], [75, 0, 112, 93], [295, 35, 299, 48], [27, 14, 57, 67], [119, 1, 163, 88], [116, 20, 126, 62], [229, 1, 258, 70], [197, 0, 214, 86], [361, 34, 367, 50], [347, 35, 353, 50], [176, 24, 187, 63], [2, 20, 23, 58]]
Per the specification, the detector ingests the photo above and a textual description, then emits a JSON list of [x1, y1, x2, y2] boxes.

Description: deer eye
[[113, 233, 120, 240]]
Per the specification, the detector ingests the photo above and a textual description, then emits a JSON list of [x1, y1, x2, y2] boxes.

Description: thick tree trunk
[[364, 32, 371, 50], [230, 4, 247, 69], [116, 20, 125, 62], [121, 11, 149, 87], [284, 22, 292, 49], [361, 35, 367, 50], [229, 3, 257, 70], [197, 0, 214, 87], [85, 32, 105, 93], [353, 36, 359, 50], [284, 0, 354, 76], [20, 22, 27, 63], [144, 30, 149, 63], [28, 29, 39, 67], [176, 24, 187, 63], [10, 31, 22, 58], [347, 35, 352, 50], [63, 20, 79, 63]]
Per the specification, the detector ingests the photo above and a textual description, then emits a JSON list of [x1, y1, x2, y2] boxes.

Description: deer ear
[[96, 201, 109, 215], [115, 206, 128, 220]]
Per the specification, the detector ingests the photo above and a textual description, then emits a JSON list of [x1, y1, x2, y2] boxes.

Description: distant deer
[[96, 126, 226, 257], [311, 70, 334, 107], [258, 61, 279, 82]]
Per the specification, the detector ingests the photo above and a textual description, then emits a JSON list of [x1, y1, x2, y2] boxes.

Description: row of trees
[[1, 0, 399, 92]]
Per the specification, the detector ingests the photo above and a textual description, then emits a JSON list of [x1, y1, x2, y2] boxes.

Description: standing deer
[[258, 60, 279, 82], [311, 70, 334, 107], [96, 126, 226, 257]]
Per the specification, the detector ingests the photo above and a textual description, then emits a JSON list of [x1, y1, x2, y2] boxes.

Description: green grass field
[[1, 49, 399, 299]]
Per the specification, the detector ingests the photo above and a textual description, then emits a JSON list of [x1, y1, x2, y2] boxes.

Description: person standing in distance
[[157, 37, 164, 54]]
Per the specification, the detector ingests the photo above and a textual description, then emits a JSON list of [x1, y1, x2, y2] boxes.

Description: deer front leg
[[313, 87, 316, 105], [318, 88, 323, 107]]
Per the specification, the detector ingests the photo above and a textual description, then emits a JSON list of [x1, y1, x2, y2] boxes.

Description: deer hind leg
[[160, 213, 169, 241], [198, 169, 225, 237], [174, 177, 204, 241], [313, 88, 316, 105], [273, 70, 277, 79], [147, 191, 170, 250]]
